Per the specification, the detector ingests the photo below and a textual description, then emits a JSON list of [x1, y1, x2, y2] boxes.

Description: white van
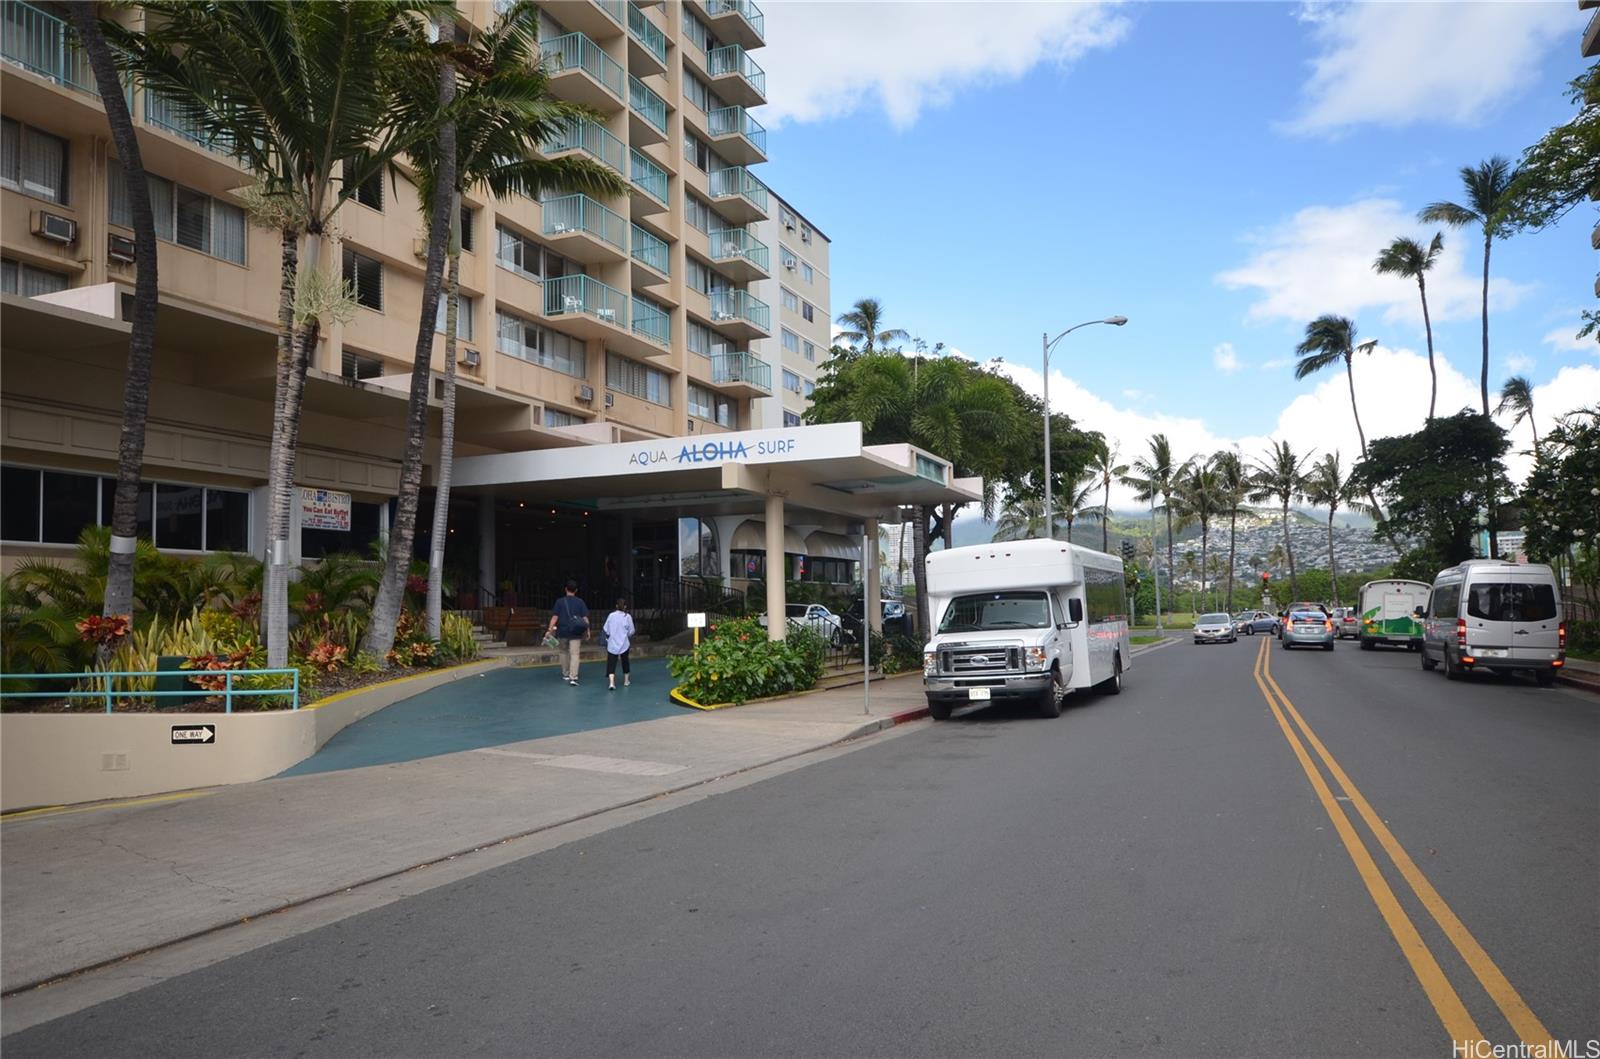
[[1418, 560, 1566, 686], [1357, 579, 1431, 650], [922, 539, 1131, 720]]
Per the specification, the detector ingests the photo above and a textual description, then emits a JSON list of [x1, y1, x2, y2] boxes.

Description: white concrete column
[[764, 492, 786, 641], [865, 517, 882, 637], [477, 494, 495, 604]]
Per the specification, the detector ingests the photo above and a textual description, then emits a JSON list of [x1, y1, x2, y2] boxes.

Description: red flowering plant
[[230, 592, 262, 622], [76, 613, 131, 647], [305, 639, 348, 673], [406, 573, 428, 597], [182, 646, 255, 691]]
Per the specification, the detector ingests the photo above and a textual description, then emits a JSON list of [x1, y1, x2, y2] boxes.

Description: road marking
[[1250, 638, 1483, 1046], [1260, 642, 1564, 1056], [473, 748, 687, 776], [0, 789, 214, 824]]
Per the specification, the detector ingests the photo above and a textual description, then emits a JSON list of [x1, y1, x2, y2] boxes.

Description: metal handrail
[[0, 668, 302, 713]]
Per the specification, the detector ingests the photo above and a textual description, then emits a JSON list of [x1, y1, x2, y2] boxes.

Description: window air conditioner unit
[[32, 211, 77, 245], [108, 233, 136, 264], [412, 237, 429, 260], [604, 392, 615, 408], [576, 383, 595, 403], [459, 347, 480, 368], [784, 221, 796, 231], [783, 260, 795, 271]]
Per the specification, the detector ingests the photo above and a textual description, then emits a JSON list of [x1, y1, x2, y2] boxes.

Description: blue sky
[[752, 1, 1596, 502]]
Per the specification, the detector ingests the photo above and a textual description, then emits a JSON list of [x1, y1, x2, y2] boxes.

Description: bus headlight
[[1024, 647, 1048, 671], [923, 652, 938, 675]]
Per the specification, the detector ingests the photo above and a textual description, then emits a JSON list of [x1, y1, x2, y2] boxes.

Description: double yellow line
[[1251, 636, 1562, 1054]]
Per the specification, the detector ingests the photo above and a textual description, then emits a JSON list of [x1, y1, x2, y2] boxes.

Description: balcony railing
[[708, 227, 768, 272], [708, 166, 768, 213], [710, 288, 770, 331], [707, 43, 765, 96], [544, 117, 625, 174], [541, 32, 623, 99], [2, 1, 98, 96], [627, 3, 667, 65], [708, 106, 766, 154], [631, 223, 669, 275], [633, 298, 670, 347], [711, 351, 771, 392], [706, 0, 765, 41], [594, 0, 625, 25], [628, 74, 667, 134], [144, 89, 239, 157], [545, 273, 628, 329], [629, 148, 668, 204], [542, 193, 627, 252]]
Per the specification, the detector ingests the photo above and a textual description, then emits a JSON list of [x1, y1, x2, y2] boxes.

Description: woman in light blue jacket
[[602, 598, 636, 690]]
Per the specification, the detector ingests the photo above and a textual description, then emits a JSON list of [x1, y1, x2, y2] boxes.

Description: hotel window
[[801, 261, 814, 283], [779, 204, 797, 230], [497, 310, 585, 377], [800, 223, 813, 245], [781, 328, 799, 354], [803, 379, 815, 397], [782, 369, 801, 393], [435, 293, 476, 340], [355, 170, 383, 210], [1, 258, 69, 297], [544, 408, 582, 428], [607, 352, 671, 407], [779, 245, 797, 271], [109, 161, 246, 264], [1, 118, 67, 203], [681, 8, 712, 51], [688, 384, 735, 428], [803, 340, 816, 363], [496, 224, 543, 279], [783, 410, 801, 427], [686, 257, 712, 295], [459, 205, 476, 252], [343, 248, 383, 310], [685, 193, 713, 234], [780, 287, 799, 312], [341, 350, 384, 380], [801, 301, 814, 323], [684, 73, 710, 113], [0, 465, 248, 552], [683, 133, 710, 174]]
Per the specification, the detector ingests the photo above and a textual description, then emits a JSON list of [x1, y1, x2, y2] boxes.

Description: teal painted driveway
[[278, 659, 683, 777]]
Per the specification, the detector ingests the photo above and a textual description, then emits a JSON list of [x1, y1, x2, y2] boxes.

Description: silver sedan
[[1193, 612, 1237, 644], [1281, 610, 1335, 651]]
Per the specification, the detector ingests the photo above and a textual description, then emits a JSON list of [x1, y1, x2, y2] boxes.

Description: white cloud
[[1282, 2, 1572, 136], [1216, 198, 1531, 331], [1122, 388, 1151, 401], [1505, 354, 1535, 374], [1543, 324, 1598, 355], [758, 2, 1130, 128], [1213, 342, 1243, 374]]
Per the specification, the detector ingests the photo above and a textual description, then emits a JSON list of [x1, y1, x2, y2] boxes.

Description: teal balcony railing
[[710, 289, 770, 332], [541, 32, 623, 99], [707, 43, 765, 97], [706, 0, 765, 41], [708, 228, 768, 272], [546, 273, 628, 329], [711, 351, 771, 392], [633, 298, 670, 347], [627, 3, 667, 65], [708, 166, 768, 213], [593, 0, 625, 25], [2, 1, 99, 96], [631, 224, 669, 275], [708, 105, 766, 154], [144, 89, 239, 157], [542, 193, 627, 252], [545, 117, 625, 174], [628, 74, 667, 134], [629, 148, 668, 204]]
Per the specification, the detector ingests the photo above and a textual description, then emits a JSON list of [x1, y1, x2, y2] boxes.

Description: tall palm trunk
[[1199, 521, 1210, 612], [1345, 359, 1368, 457], [1151, 506, 1163, 621], [1101, 478, 1111, 553], [1478, 232, 1491, 417], [1225, 507, 1238, 612], [365, 31, 457, 660], [1065, 515, 1073, 544], [1163, 496, 1175, 613], [912, 505, 931, 639], [1327, 508, 1339, 607], [70, 3, 155, 631], [262, 227, 307, 666], [424, 202, 462, 640], [1417, 272, 1437, 420], [1281, 498, 1298, 600]]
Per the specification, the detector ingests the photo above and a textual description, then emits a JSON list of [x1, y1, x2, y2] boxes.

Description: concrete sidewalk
[[0, 674, 929, 995]]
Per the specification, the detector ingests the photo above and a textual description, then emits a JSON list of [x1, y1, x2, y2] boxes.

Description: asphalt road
[[7, 635, 1597, 1057]]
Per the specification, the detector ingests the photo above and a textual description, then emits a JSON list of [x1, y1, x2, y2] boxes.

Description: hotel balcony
[[707, 227, 769, 282], [699, 0, 764, 50], [543, 117, 625, 177], [709, 288, 770, 340], [707, 105, 766, 165], [543, 273, 660, 360], [706, 43, 766, 107], [541, 193, 628, 265], [707, 165, 769, 224], [630, 223, 670, 285], [547, 0, 626, 44], [628, 147, 669, 215], [628, 74, 668, 146], [626, 3, 668, 77], [710, 351, 772, 397], [541, 32, 624, 113], [2, 2, 98, 97], [631, 296, 671, 351]]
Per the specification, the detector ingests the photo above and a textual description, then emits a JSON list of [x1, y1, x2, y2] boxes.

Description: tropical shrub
[[439, 612, 480, 661], [668, 617, 825, 705], [876, 633, 924, 675]]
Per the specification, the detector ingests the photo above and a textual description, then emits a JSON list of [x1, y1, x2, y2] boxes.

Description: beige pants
[[561, 637, 582, 680]]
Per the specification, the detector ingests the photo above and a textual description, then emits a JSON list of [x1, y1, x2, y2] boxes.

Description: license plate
[[968, 687, 991, 701], [1476, 648, 1507, 658]]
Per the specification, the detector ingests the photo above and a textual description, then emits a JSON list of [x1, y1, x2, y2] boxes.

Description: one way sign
[[171, 725, 216, 745]]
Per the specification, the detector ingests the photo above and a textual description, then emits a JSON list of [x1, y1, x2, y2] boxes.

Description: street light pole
[[1042, 316, 1128, 539]]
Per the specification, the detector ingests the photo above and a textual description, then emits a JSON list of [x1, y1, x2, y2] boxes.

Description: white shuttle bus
[[922, 538, 1131, 720]]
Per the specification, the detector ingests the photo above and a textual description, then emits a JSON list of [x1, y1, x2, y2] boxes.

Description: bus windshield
[[937, 592, 1052, 633]]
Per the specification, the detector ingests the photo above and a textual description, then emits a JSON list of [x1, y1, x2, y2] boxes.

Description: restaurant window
[[301, 499, 383, 560], [0, 465, 248, 551], [679, 517, 720, 578]]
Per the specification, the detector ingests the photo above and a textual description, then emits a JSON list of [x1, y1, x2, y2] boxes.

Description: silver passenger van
[[1418, 559, 1566, 686]]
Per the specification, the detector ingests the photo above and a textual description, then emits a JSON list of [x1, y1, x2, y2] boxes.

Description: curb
[[1556, 671, 1600, 695]]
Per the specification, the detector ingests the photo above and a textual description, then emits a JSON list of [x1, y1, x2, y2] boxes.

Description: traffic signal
[[1261, 572, 1271, 583]]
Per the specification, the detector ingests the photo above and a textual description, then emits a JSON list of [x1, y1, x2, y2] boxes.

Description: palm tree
[[1496, 375, 1539, 452], [69, 2, 157, 636], [1176, 461, 1223, 612], [833, 297, 909, 354], [1212, 450, 1249, 611], [1373, 233, 1444, 419], [1088, 441, 1128, 553], [1122, 434, 1184, 618], [1251, 441, 1314, 601], [1294, 314, 1378, 457], [372, 2, 628, 648], [993, 481, 1092, 543], [1062, 472, 1099, 544], [115, 1, 441, 666], [1419, 157, 1517, 417], [1302, 453, 1369, 607]]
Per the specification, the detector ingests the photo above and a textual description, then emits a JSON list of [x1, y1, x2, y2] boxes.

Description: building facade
[[749, 192, 830, 429]]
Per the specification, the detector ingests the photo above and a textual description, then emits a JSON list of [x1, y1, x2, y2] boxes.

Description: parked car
[[1194, 612, 1237, 644], [1332, 606, 1360, 640], [1234, 611, 1279, 635], [1281, 609, 1335, 650], [758, 603, 847, 646], [1418, 559, 1565, 686], [841, 599, 910, 642]]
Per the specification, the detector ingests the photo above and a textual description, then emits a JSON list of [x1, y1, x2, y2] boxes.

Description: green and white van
[[1357, 579, 1430, 650]]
